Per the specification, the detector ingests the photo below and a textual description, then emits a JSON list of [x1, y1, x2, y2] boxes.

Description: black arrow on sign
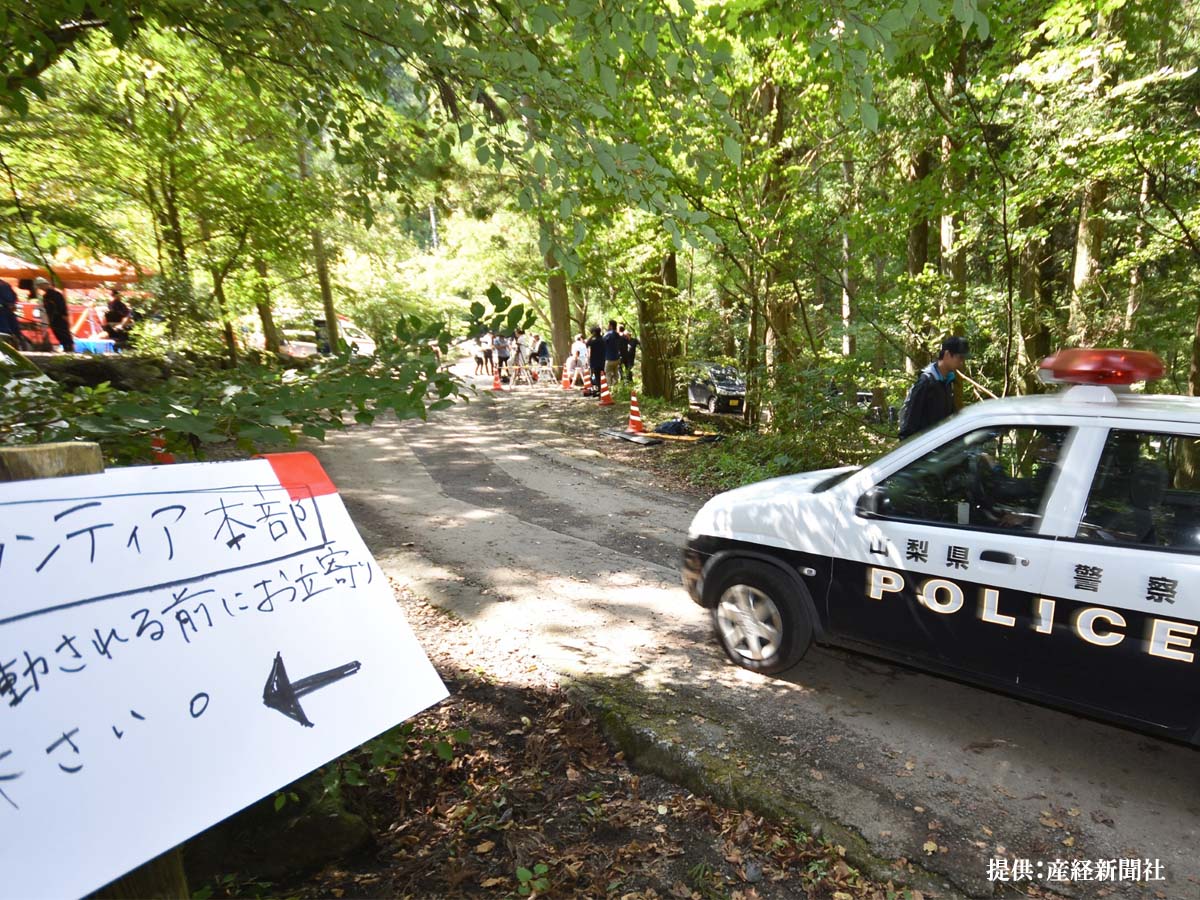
[[263, 652, 361, 727]]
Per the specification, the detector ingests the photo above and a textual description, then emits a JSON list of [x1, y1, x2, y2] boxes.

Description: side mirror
[[857, 487, 888, 517]]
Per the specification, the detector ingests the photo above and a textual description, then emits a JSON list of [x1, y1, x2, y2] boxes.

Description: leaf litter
[[253, 582, 927, 900]]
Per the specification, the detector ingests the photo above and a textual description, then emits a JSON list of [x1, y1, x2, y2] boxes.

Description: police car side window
[[1077, 430, 1200, 550], [873, 425, 1067, 531]]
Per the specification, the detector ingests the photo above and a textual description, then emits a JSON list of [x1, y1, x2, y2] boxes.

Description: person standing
[[602, 319, 623, 384], [0, 279, 22, 347], [36, 277, 73, 352], [493, 331, 510, 377], [472, 336, 486, 375], [481, 331, 494, 375], [619, 325, 639, 381], [586, 325, 605, 392], [897, 336, 969, 439]]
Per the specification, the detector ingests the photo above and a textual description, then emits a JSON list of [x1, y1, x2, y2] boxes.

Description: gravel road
[[313, 370, 1199, 899]]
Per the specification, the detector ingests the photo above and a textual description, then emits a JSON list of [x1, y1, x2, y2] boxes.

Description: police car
[[682, 349, 1200, 743]]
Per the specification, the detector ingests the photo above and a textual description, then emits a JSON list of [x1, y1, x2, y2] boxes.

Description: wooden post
[[0, 443, 190, 900]]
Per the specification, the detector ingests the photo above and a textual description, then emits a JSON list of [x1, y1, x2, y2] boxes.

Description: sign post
[[0, 448, 447, 899]]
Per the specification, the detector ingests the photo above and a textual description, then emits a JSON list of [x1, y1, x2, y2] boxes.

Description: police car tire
[[708, 562, 813, 675]]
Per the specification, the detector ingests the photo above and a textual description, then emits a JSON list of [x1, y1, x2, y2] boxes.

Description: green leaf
[[861, 101, 879, 131], [475, 142, 490, 165], [642, 31, 657, 58], [517, 867, 533, 882], [722, 136, 741, 166], [599, 65, 618, 99], [974, 10, 990, 39]]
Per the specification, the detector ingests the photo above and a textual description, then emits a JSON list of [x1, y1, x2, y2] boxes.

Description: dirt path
[[313, 369, 1199, 900]]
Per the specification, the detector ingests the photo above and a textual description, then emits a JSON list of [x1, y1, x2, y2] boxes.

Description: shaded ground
[[244, 583, 921, 900]]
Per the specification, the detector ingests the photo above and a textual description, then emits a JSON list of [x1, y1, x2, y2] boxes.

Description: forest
[[2, 0, 1199, 474]]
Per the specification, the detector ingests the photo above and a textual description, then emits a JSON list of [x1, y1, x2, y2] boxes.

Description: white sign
[[0, 453, 448, 899]]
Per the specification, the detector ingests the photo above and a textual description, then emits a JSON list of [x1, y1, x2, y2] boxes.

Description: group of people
[[567, 321, 639, 389], [0, 278, 135, 352], [472, 329, 551, 378], [472, 322, 640, 390]]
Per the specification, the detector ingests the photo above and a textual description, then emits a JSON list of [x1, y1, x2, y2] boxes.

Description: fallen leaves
[[227, 587, 910, 900]]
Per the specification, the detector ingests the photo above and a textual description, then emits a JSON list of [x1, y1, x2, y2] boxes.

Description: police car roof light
[[1038, 348, 1165, 386]]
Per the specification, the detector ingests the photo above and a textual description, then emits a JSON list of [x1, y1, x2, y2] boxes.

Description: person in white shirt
[[568, 333, 588, 385], [481, 331, 494, 375]]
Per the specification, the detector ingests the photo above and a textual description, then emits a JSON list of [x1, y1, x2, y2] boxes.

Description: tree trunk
[[198, 218, 238, 366], [718, 283, 737, 358], [542, 241, 570, 366], [1125, 171, 1152, 339], [1018, 205, 1050, 393], [254, 257, 281, 354], [570, 283, 587, 337], [636, 248, 679, 399], [904, 149, 932, 372], [840, 159, 855, 359], [872, 254, 887, 410], [297, 141, 339, 351], [1068, 179, 1107, 345], [212, 274, 238, 366], [745, 278, 762, 425], [940, 45, 967, 406]]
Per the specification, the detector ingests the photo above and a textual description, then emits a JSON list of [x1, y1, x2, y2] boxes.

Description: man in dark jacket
[[898, 336, 969, 438], [36, 277, 74, 352], [0, 279, 21, 346]]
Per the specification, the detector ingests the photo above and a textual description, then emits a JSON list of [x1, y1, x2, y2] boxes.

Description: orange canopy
[[0, 249, 145, 287]]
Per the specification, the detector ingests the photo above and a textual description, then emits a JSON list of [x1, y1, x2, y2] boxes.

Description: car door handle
[[980, 550, 1029, 566]]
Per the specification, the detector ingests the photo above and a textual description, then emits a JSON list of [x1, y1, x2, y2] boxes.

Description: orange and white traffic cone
[[561, 366, 572, 390], [626, 391, 645, 433], [492, 370, 504, 392], [599, 370, 614, 406]]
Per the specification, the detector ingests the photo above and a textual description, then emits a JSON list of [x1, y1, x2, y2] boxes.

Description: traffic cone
[[561, 366, 572, 390], [491, 370, 504, 392], [626, 391, 645, 433], [599, 370, 614, 406]]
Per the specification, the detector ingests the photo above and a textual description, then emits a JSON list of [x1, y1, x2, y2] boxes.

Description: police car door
[[833, 422, 1069, 682], [1031, 423, 1200, 736]]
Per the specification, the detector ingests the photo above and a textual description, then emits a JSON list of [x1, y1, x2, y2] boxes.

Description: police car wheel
[[709, 563, 812, 675]]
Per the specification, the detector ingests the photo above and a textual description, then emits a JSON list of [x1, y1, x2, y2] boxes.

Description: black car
[[687, 362, 746, 414]]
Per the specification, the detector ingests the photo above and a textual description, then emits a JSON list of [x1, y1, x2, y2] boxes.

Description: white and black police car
[[682, 349, 1200, 743]]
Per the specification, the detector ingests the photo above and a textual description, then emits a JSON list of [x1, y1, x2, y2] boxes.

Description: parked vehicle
[[246, 313, 376, 357], [682, 348, 1200, 743], [687, 362, 746, 414]]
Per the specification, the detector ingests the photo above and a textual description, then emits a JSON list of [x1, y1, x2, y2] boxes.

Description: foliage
[[0, 308, 474, 463], [515, 862, 550, 896], [4, 0, 1200, 481]]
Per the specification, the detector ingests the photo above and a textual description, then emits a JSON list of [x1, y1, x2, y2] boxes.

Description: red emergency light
[[1039, 348, 1165, 385]]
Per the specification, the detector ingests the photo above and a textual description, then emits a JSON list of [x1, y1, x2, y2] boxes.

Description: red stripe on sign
[[259, 452, 338, 501]]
